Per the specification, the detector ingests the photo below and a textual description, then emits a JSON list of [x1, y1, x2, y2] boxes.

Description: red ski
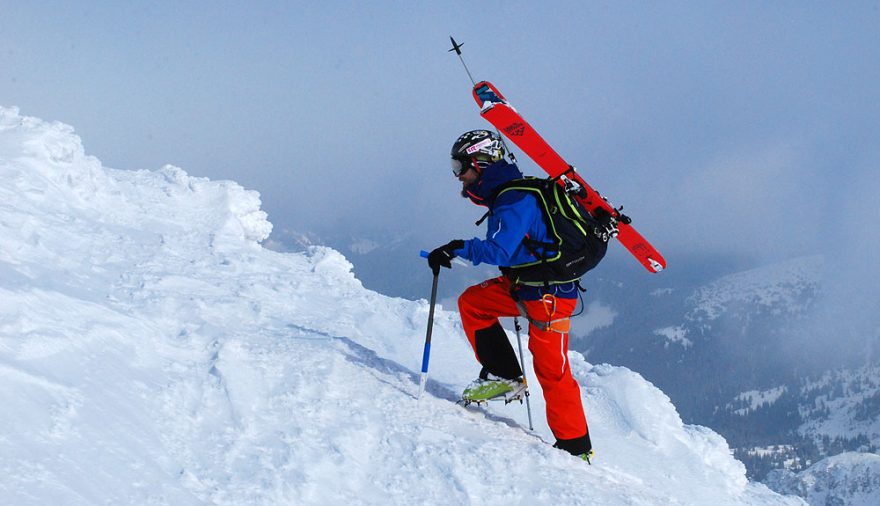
[[473, 81, 666, 273]]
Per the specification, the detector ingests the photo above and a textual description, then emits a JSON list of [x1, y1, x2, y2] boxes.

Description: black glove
[[427, 240, 465, 275]]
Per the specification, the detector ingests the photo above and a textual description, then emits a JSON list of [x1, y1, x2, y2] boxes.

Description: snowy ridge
[[686, 256, 822, 323], [0, 107, 800, 504], [766, 452, 880, 506]]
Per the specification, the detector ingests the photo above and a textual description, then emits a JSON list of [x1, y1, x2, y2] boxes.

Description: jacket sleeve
[[454, 194, 539, 267]]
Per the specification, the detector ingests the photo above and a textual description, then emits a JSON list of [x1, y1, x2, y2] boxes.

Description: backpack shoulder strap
[[491, 177, 547, 204], [476, 177, 554, 228]]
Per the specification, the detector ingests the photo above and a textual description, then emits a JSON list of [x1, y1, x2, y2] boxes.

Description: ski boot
[[554, 438, 594, 465], [460, 375, 527, 406]]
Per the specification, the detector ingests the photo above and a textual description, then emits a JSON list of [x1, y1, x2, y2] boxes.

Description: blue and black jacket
[[454, 160, 578, 300]]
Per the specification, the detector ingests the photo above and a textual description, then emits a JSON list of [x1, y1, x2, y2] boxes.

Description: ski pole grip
[[421, 249, 468, 267]]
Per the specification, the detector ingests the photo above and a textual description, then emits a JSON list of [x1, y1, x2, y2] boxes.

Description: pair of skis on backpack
[[471, 80, 666, 274]]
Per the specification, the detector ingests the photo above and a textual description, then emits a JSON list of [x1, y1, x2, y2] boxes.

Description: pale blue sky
[[3, 1, 878, 269]]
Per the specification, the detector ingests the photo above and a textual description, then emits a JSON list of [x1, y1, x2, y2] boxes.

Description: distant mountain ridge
[[766, 452, 880, 506], [574, 253, 879, 491], [685, 255, 822, 323]]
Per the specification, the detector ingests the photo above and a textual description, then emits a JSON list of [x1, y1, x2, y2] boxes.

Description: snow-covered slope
[[766, 452, 880, 506], [798, 367, 880, 450], [0, 106, 800, 505]]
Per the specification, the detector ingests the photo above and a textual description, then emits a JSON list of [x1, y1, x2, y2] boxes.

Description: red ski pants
[[458, 276, 589, 441]]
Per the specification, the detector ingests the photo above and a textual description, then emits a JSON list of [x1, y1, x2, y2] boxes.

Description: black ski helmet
[[450, 130, 505, 176]]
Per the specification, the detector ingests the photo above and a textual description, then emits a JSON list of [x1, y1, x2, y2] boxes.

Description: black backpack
[[489, 177, 611, 286]]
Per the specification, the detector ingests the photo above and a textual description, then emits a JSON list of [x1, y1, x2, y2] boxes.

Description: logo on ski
[[504, 123, 525, 137]]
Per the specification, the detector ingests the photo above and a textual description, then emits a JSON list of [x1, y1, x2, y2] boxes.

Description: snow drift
[[0, 106, 801, 505]]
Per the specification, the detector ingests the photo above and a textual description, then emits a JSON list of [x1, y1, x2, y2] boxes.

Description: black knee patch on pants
[[474, 322, 523, 380]]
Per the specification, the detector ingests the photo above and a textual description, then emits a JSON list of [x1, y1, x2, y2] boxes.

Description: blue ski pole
[[419, 272, 439, 399], [418, 250, 438, 399]]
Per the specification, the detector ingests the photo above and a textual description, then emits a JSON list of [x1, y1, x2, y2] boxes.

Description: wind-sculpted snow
[[0, 106, 801, 504]]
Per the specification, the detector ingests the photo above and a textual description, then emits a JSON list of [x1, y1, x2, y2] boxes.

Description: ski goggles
[[451, 157, 473, 177]]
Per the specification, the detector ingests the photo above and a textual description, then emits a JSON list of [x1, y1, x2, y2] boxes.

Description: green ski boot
[[461, 375, 527, 406]]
